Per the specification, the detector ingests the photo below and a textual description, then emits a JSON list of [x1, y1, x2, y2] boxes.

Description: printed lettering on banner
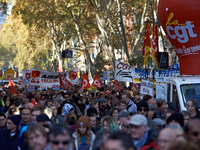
[[53, 85, 60, 90], [23, 68, 78, 87], [140, 79, 154, 99], [115, 60, 136, 82], [40, 86, 47, 90], [27, 86, 35, 92]]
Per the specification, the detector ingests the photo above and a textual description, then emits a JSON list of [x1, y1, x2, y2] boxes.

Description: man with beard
[[118, 110, 131, 134], [25, 124, 48, 150], [18, 108, 33, 131]]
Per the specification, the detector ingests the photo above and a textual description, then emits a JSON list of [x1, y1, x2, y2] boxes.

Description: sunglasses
[[139, 108, 147, 112], [51, 140, 70, 145]]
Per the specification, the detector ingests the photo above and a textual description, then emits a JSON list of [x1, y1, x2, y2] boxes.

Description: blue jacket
[[0, 128, 21, 150]]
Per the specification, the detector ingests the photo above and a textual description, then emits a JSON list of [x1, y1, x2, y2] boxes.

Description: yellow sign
[[4, 69, 15, 80]]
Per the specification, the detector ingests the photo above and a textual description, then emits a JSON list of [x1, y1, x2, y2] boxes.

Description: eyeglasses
[[139, 108, 147, 112], [51, 140, 70, 145]]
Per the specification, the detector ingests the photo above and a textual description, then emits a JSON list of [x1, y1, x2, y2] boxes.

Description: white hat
[[129, 114, 147, 126]]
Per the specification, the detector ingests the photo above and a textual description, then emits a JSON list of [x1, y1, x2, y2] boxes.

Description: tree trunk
[[132, 0, 149, 56]]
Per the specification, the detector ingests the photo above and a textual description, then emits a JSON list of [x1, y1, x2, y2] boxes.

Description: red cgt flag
[[151, 23, 159, 66], [81, 72, 92, 91], [59, 73, 72, 89], [142, 18, 151, 67], [115, 80, 121, 91], [92, 74, 102, 89], [8, 79, 17, 95]]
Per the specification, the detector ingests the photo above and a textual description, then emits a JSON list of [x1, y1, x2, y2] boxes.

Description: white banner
[[22, 68, 78, 87], [140, 79, 154, 99], [114, 60, 136, 82]]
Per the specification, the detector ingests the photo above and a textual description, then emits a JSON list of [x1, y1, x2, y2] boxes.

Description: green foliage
[[94, 52, 110, 78], [129, 54, 144, 69]]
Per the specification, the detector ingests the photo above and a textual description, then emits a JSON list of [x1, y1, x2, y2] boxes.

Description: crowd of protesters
[[0, 83, 200, 150]]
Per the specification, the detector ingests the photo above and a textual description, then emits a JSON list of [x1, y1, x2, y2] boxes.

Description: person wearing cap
[[53, 97, 63, 115], [137, 100, 157, 135], [129, 114, 158, 150], [99, 98, 110, 118], [0, 115, 21, 150], [73, 115, 95, 150], [36, 114, 51, 132], [118, 110, 131, 134]]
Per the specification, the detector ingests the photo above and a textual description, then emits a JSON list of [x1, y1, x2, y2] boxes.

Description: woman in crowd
[[101, 116, 119, 133], [73, 115, 95, 150], [111, 108, 119, 122]]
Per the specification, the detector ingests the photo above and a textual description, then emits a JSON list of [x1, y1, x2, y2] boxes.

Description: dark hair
[[184, 119, 200, 133], [157, 99, 167, 108], [118, 100, 126, 106], [65, 112, 77, 126], [188, 98, 199, 112], [92, 130, 111, 150], [0, 112, 6, 118], [142, 94, 152, 101], [111, 108, 120, 116], [107, 131, 134, 150], [48, 123, 72, 139], [30, 106, 43, 114]]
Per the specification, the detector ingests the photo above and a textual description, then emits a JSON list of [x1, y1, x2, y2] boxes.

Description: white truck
[[156, 75, 200, 111]]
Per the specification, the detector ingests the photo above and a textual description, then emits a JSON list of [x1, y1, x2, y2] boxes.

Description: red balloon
[[158, 0, 200, 75]]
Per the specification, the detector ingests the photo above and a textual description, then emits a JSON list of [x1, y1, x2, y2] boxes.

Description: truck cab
[[156, 76, 200, 111]]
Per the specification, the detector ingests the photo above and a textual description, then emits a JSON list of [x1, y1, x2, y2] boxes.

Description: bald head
[[158, 128, 177, 150], [27, 103, 34, 110]]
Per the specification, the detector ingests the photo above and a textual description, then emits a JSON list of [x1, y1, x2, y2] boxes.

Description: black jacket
[[0, 128, 20, 150]]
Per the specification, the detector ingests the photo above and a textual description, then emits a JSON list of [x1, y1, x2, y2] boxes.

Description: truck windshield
[[180, 84, 200, 108]]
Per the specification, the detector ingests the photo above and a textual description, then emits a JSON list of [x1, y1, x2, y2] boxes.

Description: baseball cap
[[99, 98, 107, 103], [118, 110, 130, 119], [129, 114, 147, 126], [36, 114, 50, 122], [31, 101, 38, 106]]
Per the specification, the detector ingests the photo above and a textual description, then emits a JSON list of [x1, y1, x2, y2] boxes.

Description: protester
[[121, 93, 137, 115], [73, 115, 95, 150], [104, 131, 135, 150], [48, 123, 73, 150], [25, 124, 48, 150], [157, 127, 177, 150], [53, 97, 63, 115], [111, 108, 119, 121], [186, 98, 200, 118], [18, 108, 32, 131], [166, 112, 184, 128], [0, 112, 6, 130], [65, 112, 78, 133], [118, 110, 130, 134], [129, 114, 158, 150], [0, 115, 21, 150], [184, 119, 200, 148], [92, 130, 111, 150], [101, 116, 119, 133], [180, 110, 190, 126], [155, 99, 168, 120]]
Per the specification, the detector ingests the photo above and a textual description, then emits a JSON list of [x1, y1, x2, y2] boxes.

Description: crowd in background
[[0, 84, 200, 150]]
